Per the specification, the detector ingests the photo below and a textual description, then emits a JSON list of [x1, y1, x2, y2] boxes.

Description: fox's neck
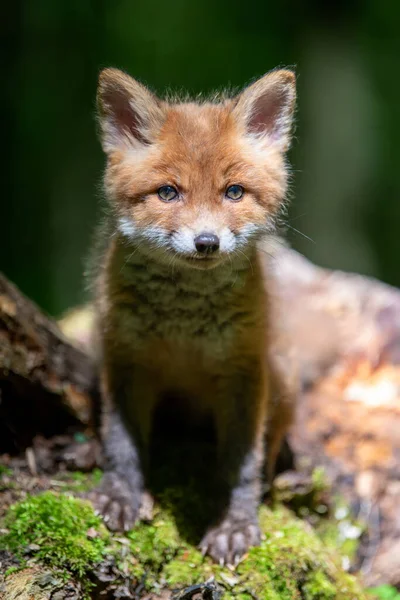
[[114, 237, 255, 297]]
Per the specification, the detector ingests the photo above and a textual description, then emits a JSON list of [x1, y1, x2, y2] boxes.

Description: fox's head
[[97, 68, 296, 270]]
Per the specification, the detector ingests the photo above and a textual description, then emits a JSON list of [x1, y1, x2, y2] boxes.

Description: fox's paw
[[87, 472, 153, 532], [199, 517, 261, 566]]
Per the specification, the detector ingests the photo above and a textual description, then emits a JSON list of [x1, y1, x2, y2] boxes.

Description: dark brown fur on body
[[90, 67, 297, 565]]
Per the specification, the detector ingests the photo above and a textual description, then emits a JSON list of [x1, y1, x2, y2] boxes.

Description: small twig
[[25, 447, 37, 476]]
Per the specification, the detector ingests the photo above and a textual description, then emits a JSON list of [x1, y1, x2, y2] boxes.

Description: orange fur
[[103, 96, 289, 244], [91, 67, 297, 564]]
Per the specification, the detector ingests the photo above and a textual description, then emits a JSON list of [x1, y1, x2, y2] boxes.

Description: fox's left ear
[[232, 69, 296, 151], [97, 68, 166, 154]]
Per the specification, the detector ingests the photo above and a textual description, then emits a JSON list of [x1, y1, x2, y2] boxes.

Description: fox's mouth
[[180, 253, 222, 269], [191, 254, 217, 261]]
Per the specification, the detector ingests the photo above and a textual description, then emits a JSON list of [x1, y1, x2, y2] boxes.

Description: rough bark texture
[[0, 566, 82, 600], [0, 273, 94, 453]]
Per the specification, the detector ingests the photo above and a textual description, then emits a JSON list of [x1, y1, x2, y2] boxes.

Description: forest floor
[[0, 431, 369, 600], [2, 248, 400, 599]]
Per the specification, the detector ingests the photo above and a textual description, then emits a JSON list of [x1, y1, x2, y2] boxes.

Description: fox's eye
[[225, 184, 244, 201], [158, 185, 178, 202]]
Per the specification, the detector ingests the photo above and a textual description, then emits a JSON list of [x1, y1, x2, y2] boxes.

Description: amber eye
[[225, 184, 244, 201], [158, 185, 179, 202]]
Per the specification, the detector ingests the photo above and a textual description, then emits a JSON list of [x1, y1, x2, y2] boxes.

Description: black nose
[[194, 233, 220, 254]]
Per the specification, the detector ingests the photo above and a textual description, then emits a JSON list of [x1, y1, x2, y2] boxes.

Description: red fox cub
[[90, 67, 296, 565]]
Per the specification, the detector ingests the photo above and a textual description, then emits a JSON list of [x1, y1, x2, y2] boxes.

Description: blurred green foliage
[[369, 586, 400, 600], [2, 0, 400, 315]]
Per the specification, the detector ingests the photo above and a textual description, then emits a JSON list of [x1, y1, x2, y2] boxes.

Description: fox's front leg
[[199, 370, 267, 565], [89, 364, 156, 531]]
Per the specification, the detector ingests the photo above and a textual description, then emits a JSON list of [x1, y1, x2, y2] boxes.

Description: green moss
[[0, 486, 367, 599], [303, 571, 337, 599], [119, 502, 366, 599], [316, 499, 364, 571], [273, 468, 331, 521], [1, 491, 109, 578], [129, 514, 179, 567], [0, 464, 14, 492], [4, 566, 21, 577], [55, 468, 104, 493], [0, 464, 12, 477], [71, 468, 103, 491], [369, 586, 400, 600], [312, 466, 329, 492], [163, 546, 217, 588], [231, 507, 365, 600]]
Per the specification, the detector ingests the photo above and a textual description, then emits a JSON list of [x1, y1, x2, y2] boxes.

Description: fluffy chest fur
[[99, 239, 266, 386]]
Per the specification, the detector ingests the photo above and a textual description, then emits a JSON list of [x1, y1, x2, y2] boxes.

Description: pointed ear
[[232, 69, 296, 151], [97, 68, 166, 153]]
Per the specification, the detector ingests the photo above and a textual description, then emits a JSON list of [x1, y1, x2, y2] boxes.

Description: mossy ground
[[1, 492, 109, 578], [370, 587, 400, 600], [1, 484, 368, 600]]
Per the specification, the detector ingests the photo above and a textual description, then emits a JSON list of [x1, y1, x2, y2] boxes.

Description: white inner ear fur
[[233, 71, 296, 153], [98, 69, 166, 154]]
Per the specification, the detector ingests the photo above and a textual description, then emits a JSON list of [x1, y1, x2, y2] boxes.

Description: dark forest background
[[2, 1, 399, 316]]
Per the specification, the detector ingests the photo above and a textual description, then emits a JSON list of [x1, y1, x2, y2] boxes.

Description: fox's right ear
[[232, 69, 296, 152], [97, 68, 166, 153]]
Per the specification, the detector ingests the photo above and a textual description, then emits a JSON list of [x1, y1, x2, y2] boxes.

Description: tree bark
[[267, 246, 400, 586], [0, 567, 82, 600], [0, 273, 94, 453]]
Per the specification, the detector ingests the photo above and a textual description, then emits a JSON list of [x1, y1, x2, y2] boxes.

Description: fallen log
[[268, 246, 400, 586], [0, 273, 94, 453]]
